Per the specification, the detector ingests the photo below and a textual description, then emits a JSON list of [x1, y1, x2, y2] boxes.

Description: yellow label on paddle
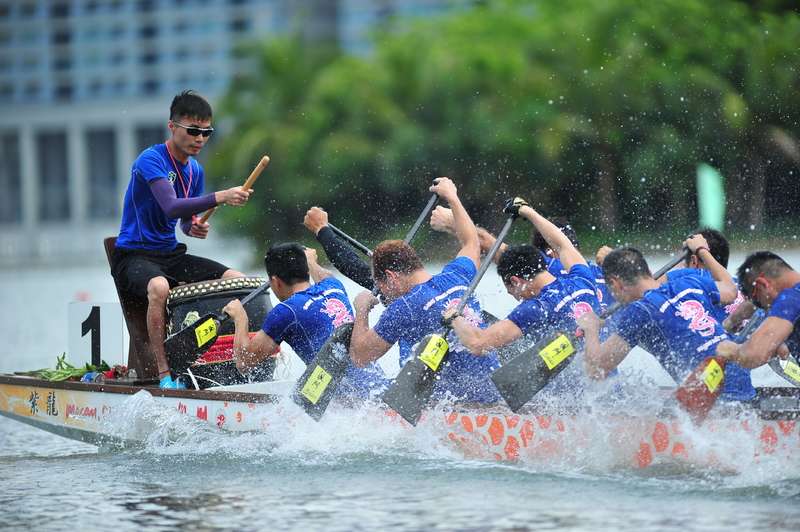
[[702, 359, 724, 393], [418, 335, 449, 371], [194, 318, 217, 347], [539, 334, 575, 370], [300, 366, 333, 405], [783, 360, 800, 385]]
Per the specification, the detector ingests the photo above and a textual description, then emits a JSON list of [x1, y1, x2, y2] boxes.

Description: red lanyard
[[165, 141, 193, 198]]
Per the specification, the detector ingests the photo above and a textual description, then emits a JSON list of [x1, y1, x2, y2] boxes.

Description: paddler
[[576, 237, 756, 401], [444, 199, 601, 397], [714, 251, 800, 369], [431, 208, 614, 312], [348, 177, 500, 402], [110, 90, 252, 389], [659, 228, 749, 327], [223, 243, 386, 397]]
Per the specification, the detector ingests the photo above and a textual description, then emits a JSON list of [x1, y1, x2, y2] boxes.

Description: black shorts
[[111, 243, 231, 299]]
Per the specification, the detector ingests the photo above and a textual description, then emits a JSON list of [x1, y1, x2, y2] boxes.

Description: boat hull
[[2, 375, 798, 470]]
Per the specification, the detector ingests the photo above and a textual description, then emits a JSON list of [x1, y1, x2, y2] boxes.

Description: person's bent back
[[224, 243, 386, 398]]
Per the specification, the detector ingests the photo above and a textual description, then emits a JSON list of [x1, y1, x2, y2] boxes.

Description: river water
[[1, 244, 799, 531]]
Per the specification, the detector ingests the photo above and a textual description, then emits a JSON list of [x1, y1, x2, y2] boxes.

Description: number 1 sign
[[67, 302, 124, 367]]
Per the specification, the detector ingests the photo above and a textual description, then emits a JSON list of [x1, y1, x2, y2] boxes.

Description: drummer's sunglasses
[[173, 122, 214, 138]]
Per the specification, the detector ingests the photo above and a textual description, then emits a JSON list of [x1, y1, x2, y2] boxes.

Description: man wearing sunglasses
[[112, 90, 252, 389], [714, 252, 800, 368]]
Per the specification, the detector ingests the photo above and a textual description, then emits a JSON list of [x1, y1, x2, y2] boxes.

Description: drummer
[[110, 90, 252, 389], [223, 243, 386, 397]]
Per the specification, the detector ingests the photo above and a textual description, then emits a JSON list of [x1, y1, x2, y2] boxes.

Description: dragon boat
[[1, 373, 798, 471], [3, 237, 799, 472]]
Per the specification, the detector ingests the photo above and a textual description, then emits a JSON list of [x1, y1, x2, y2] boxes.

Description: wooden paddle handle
[[199, 155, 270, 223]]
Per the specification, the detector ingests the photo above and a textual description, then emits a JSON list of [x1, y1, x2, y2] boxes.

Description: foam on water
[[94, 375, 800, 497]]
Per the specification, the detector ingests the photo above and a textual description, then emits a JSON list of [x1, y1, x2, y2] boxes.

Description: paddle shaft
[[454, 214, 516, 317], [403, 192, 439, 244], [199, 155, 270, 223], [216, 282, 271, 322], [327, 223, 373, 257]]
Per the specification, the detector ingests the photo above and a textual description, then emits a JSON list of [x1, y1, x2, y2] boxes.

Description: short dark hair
[[602, 247, 652, 285], [689, 228, 729, 268], [264, 242, 309, 285], [170, 90, 212, 121], [372, 240, 424, 282], [532, 216, 579, 253], [497, 244, 548, 283], [737, 251, 793, 298]]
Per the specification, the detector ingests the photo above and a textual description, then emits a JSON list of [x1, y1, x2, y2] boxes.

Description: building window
[[19, 2, 37, 17], [51, 30, 72, 45], [139, 24, 158, 39], [110, 50, 126, 65], [36, 131, 70, 222], [139, 51, 158, 65], [23, 81, 40, 100], [229, 17, 249, 32], [88, 79, 103, 95], [54, 83, 73, 100], [141, 79, 160, 95], [52, 57, 72, 71], [86, 129, 118, 219], [0, 133, 22, 224], [136, 125, 166, 152], [50, 2, 70, 18]]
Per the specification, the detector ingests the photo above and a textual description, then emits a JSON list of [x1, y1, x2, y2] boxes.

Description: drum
[[166, 277, 275, 389]]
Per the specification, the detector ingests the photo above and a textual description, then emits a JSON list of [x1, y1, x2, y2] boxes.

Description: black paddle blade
[[490, 332, 578, 412], [292, 323, 355, 421], [768, 354, 800, 387], [164, 313, 220, 362], [381, 334, 449, 426]]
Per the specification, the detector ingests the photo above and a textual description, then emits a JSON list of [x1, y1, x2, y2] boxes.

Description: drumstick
[[199, 155, 270, 223]]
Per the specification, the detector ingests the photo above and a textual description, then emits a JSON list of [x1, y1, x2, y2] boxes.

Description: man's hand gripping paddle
[[199, 155, 270, 223], [163, 282, 271, 374], [491, 248, 691, 413], [292, 189, 440, 421], [380, 200, 520, 426]]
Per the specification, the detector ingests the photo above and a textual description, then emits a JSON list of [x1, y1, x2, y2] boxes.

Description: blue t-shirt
[[117, 143, 205, 251], [546, 257, 615, 311], [767, 282, 800, 356], [507, 263, 601, 396], [607, 271, 754, 401], [262, 277, 386, 397], [373, 256, 500, 403], [666, 268, 746, 324]]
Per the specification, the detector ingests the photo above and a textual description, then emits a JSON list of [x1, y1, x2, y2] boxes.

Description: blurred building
[[0, 0, 473, 265]]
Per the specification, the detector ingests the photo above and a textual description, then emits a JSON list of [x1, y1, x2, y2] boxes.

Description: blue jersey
[[373, 256, 500, 403], [767, 282, 800, 356], [666, 269, 746, 324], [117, 144, 205, 251], [262, 277, 386, 397], [546, 257, 615, 311], [608, 271, 754, 401], [507, 263, 601, 396]]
